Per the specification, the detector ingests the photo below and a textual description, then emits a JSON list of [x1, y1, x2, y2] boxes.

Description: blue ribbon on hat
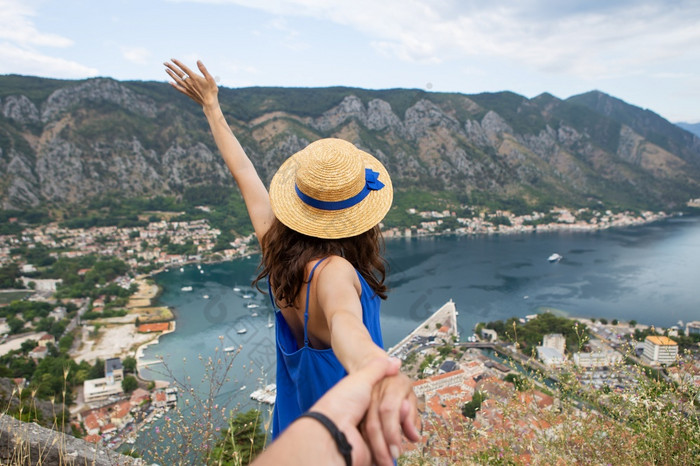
[[295, 168, 385, 211]]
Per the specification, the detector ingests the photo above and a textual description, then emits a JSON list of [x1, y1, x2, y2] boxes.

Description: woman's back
[[272, 256, 384, 437]]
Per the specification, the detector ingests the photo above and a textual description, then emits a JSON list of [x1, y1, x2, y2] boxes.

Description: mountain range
[[677, 122, 700, 138], [1, 75, 699, 212]]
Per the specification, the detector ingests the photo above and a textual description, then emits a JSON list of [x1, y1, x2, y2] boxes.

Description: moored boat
[[548, 253, 563, 263]]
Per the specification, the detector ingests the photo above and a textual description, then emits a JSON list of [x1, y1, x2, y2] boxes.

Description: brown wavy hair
[[253, 218, 388, 307]]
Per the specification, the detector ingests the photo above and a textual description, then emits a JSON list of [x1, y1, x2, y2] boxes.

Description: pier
[[388, 299, 459, 358]]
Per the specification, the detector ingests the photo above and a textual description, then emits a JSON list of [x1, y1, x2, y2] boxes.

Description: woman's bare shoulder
[[312, 255, 359, 288]]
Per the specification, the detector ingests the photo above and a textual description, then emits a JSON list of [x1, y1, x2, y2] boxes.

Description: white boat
[[239, 385, 247, 391], [250, 384, 277, 404], [203, 295, 209, 299], [242, 293, 253, 299], [197, 264, 202, 269], [224, 346, 236, 352], [237, 328, 247, 334], [246, 303, 259, 309], [267, 315, 274, 328], [548, 253, 563, 263], [181, 286, 193, 292], [251, 312, 258, 317], [200, 270, 204, 274], [179, 267, 184, 272], [233, 286, 241, 292]]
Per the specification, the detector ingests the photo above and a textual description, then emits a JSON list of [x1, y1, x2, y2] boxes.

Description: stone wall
[[0, 414, 143, 465]]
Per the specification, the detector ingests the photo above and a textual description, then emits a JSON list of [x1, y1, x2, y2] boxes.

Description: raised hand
[[164, 59, 219, 108]]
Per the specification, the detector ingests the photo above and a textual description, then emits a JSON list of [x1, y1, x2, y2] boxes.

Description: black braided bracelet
[[299, 411, 352, 466]]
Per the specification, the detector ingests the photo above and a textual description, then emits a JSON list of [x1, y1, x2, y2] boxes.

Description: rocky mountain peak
[[2, 95, 40, 125], [41, 78, 157, 122]]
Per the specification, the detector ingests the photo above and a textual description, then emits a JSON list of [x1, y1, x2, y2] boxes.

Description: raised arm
[[164, 59, 275, 240], [315, 258, 420, 464]]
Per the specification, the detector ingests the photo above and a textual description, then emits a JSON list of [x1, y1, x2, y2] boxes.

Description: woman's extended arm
[[164, 59, 275, 240], [252, 357, 402, 466], [315, 257, 421, 465]]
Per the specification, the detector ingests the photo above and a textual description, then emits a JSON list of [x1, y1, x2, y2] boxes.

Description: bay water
[[137, 215, 700, 447]]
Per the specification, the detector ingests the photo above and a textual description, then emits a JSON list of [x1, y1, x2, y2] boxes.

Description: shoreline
[[115, 212, 692, 375], [134, 321, 176, 386]]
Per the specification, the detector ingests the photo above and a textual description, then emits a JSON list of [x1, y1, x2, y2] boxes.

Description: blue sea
[[135, 215, 700, 453]]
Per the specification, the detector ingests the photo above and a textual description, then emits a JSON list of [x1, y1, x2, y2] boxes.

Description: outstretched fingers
[[196, 60, 217, 86], [164, 59, 218, 107]]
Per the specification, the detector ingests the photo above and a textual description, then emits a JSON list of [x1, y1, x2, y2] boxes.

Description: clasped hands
[[300, 357, 420, 466], [251, 356, 421, 466]]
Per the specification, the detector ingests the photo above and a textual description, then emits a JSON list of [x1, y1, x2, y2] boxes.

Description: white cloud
[[266, 17, 308, 51], [0, 0, 98, 78], [0, 0, 73, 47], [172, 0, 700, 78], [121, 46, 152, 65], [0, 42, 98, 78]]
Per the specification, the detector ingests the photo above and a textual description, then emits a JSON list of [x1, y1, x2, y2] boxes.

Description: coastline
[[134, 320, 177, 387], [69, 277, 175, 366], [116, 212, 691, 378]]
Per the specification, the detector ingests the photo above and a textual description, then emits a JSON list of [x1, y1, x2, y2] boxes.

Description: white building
[[412, 369, 467, 397], [536, 346, 566, 367], [542, 333, 566, 355], [105, 358, 124, 384], [643, 336, 678, 365], [573, 350, 623, 368], [686, 321, 700, 337], [83, 378, 123, 403]]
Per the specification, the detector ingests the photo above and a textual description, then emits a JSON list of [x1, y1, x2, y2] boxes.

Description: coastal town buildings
[[84, 358, 125, 403], [686, 321, 700, 336], [542, 333, 566, 355], [643, 335, 679, 365], [0, 201, 696, 460]]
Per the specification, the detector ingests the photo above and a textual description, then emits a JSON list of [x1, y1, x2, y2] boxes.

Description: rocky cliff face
[[1, 77, 699, 210]]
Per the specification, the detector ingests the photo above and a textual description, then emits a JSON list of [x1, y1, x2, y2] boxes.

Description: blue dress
[[270, 257, 385, 438]]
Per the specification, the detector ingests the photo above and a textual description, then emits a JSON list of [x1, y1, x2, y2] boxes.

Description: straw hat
[[269, 138, 393, 239]]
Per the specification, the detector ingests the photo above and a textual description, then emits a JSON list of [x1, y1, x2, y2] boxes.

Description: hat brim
[[269, 146, 393, 239]]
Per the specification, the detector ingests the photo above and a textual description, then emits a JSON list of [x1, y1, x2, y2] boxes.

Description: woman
[[164, 59, 419, 465]]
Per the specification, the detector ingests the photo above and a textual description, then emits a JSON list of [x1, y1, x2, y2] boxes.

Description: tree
[[122, 356, 137, 374], [87, 358, 104, 379], [20, 339, 38, 354], [612, 319, 618, 325], [629, 320, 637, 327], [7, 316, 25, 334], [209, 409, 266, 465], [504, 373, 528, 391], [462, 391, 486, 419], [122, 375, 138, 393]]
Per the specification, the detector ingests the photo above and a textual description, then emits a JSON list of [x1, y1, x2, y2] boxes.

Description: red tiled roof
[[137, 322, 170, 333], [413, 369, 465, 387], [83, 413, 100, 431]]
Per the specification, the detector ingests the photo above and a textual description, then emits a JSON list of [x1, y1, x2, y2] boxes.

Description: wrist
[[202, 99, 222, 115], [298, 411, 352, 466], [347, 350, 388, 374]]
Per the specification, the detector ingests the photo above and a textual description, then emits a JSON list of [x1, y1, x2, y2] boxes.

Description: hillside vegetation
[[1, 75, 700, 214]]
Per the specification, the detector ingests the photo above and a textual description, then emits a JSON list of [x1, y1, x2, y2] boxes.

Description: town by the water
[[0, 205, 698, 462]]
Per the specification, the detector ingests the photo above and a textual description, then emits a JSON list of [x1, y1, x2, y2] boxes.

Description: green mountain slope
[[1, 75, 699, 212]]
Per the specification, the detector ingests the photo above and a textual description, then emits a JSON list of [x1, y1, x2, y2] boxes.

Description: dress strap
[[304, 258, 329, 347]]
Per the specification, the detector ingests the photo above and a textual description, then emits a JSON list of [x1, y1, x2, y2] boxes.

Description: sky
[[1, 0, 699, 123]]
